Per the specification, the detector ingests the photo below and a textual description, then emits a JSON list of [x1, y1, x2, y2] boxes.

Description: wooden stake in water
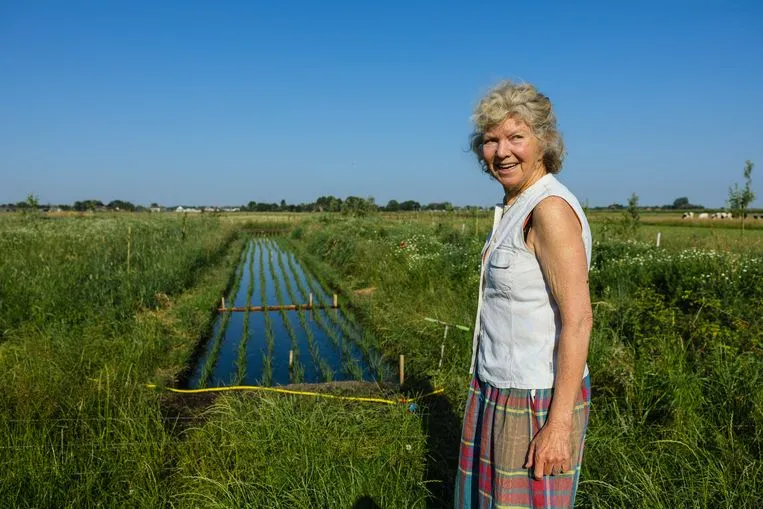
[[656, 232, 662, 247], [221, 296, 225, 310], [309, 293, 313, 309], [399, 354, 405, 386], [333, 294, 338, 308], [289, 350, 294, 368]]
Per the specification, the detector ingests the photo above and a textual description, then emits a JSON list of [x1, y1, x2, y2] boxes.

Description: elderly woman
[[455, 81, 592, 508]]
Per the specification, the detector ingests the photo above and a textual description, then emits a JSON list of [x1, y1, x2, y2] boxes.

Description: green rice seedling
[[318, 358, 334, 382], [261, 351, 272, 387], [196, 240, 248, 388]]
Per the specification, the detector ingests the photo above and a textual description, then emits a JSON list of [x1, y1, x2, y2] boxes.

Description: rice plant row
[[264, 239, 333, 382], [275, 247, 362, 380], [277, 244, 363, 379], [258, 241, 275, 386], [196, 240, 249, 388], [234, 240, 257, 385], [263, 239, 304, 384], [281, 246, 384, 380]]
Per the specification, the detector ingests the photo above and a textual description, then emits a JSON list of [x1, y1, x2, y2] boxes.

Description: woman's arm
[[523, 195, 593, 479]]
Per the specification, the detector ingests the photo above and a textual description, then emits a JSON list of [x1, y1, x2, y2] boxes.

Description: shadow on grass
[[404, 373, 462, 508], [352, 495, 381, 509]]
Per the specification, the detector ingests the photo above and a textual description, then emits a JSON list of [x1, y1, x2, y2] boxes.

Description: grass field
[[288, 212, 763, 507], [0, 213, 428, 508], [1, 210, 761, 507]]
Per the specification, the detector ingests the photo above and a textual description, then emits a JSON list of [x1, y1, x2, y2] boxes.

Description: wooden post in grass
[[656, 232, 662, 247], [399, 354, 405, 385], [221, 296, 225, 310], [333, 294, 338, 308], [126, 226, 132, 273], [438, 325, 449, 369]]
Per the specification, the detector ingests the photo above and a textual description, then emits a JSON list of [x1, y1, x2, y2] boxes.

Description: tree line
[[1, 195, 466, 214]]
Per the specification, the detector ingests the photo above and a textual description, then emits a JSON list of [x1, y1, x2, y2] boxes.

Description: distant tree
[[25, 193, 40, 208], [74, 200, 103, 211], [317, 195, 342, 212], [17, 193, 40, 217], [622, 192, 640, 235], [727, 160, 756, 234], [424, 201, 454, 211], [107, 200, 136, 212], [341, 196, 374, 216], [672, 197, 690, 209], [385, 199, 400, 212], [399, 200, 421, 212]]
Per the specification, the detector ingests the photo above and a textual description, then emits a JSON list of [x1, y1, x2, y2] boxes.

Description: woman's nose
[[496, 139, 511, 158]]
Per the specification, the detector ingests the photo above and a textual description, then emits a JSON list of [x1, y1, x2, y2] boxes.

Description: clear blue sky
[[1, 0, 762, 208]]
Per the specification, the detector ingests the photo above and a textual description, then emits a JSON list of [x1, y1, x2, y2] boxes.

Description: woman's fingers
[[527, 426, 572, 479], [524, 442, 536, 469]]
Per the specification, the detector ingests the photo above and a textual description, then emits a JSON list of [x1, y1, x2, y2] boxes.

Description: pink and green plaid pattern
[[455, 376, 590, 508]]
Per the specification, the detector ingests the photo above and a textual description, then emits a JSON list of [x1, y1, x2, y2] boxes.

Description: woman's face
[[482, 116, 546, 199]]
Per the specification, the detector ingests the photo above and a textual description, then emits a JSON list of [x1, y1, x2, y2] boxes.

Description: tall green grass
[[0, 213, 242, 506], [171, 392, 428, 508], [290, 215, 763, 507]]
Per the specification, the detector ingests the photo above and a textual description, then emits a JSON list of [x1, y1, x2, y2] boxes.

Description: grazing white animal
[[682, 212, 695, 219], [698, 213, 709, 219]]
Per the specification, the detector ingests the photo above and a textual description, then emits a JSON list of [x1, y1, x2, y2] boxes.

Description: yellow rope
[[145, 383, 444, 405]]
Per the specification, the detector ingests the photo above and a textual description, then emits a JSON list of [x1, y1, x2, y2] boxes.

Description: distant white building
[[175, 206, 201, 213]]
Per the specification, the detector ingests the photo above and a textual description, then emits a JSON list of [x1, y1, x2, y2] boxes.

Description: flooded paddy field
[[188, 238, 388, 387]]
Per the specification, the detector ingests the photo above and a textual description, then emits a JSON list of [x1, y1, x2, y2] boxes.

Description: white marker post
[[424, 317, 470, 370]]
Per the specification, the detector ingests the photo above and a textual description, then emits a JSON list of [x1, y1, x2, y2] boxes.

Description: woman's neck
[[503, 169, 548, 206]]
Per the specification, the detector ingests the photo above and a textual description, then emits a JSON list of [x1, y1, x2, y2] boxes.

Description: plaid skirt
[[455, 376, 591, 509]]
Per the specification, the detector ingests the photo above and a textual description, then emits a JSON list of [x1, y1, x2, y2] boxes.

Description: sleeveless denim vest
[[469, 174, 592, 389]]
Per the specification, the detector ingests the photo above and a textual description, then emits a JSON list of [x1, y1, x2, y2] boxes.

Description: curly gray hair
[[470, 81, 565, 174]]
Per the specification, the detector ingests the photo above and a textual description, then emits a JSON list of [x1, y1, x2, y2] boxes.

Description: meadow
[[0, 210, 761, 508], [0, 213, 427, 508]]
